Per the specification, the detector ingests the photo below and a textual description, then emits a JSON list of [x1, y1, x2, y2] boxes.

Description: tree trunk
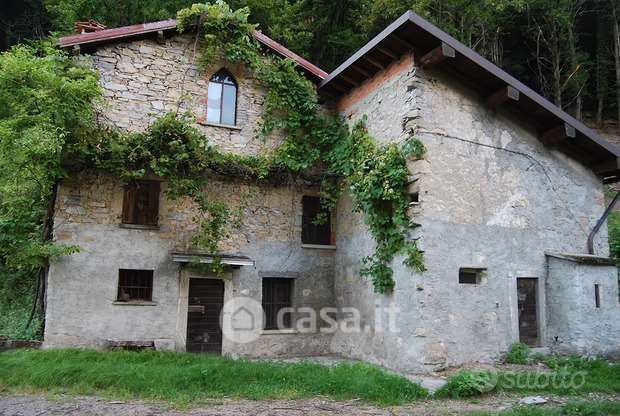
[[568, 26, 583, 120], [597, 96, 605, 126], [612, 0, 620, 131]]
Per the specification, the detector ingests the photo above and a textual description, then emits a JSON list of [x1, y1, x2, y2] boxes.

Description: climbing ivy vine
[[174, 1, 426, 292], [0, 1, 426, 294]]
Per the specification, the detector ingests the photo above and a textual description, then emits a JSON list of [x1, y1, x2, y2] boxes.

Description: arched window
[[207, 69, 237, 126]]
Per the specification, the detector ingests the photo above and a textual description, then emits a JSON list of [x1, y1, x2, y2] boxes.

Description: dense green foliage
[[0, 1, 425, 343], [608, 211, 620, 262], [1, 0, 614, 128], [505, 342, 532, 364], [435, 370, 498, 398], [174, 1, 426, 291], [0, 349, 428, 405], [0, 43, 99, 270], [0, 43, 101, 338]]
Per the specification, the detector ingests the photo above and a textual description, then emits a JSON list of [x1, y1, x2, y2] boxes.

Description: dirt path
[[1, 393, 618, 416]]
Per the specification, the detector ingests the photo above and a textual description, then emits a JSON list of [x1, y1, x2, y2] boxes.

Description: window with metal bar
[[262, 278, 293, 330], [117, 269, 153, 302], [207, 69, 237, 126]]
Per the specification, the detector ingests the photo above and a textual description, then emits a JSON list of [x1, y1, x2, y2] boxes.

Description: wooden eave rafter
[[318, 11, 620, 181]]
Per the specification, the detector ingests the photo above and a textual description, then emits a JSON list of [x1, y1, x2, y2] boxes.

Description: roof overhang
[[171, 252, 255, 268], [320, 11, 620, 182], [58, 20, 327, 81]]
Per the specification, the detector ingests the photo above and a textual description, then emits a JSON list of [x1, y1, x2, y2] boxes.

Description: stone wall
[[46, 35, 341, 354], [91, 35, 281, 155], [546, 253, 620, 357], [47, 174, 335, 354], [331, 53, 616, 373]]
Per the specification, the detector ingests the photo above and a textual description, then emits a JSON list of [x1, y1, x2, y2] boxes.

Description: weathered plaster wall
[[546, 254, 620, 357], [332, 53, 614, 373], [91, 35, 280, 155], [46, 174, 335, 354]]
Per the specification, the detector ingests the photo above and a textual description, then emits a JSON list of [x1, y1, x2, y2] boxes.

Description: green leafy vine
[[0, 1, 426, 293], [174, 1, 426, 292]]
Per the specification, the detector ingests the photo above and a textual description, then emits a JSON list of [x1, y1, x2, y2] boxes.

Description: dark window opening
[[302, 196, 331, 245], [410, 192, 420, 203], [122, 180, 160, 226], [262, 278, 293, 330], [207, 69, 237, 126], [117, 269, 153, 302], [595, 284, 601, 308], [459, 268, 484, 284]]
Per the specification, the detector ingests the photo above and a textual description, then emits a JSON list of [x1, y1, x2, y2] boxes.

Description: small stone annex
[[46, 10, 620, 374]]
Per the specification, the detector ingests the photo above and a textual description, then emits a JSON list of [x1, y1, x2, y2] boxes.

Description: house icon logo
[[231, 306, 255, 331], [221, 297, 264, 344]]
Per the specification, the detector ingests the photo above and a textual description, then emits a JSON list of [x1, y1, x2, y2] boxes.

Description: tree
[[0, 43, 100, 333]]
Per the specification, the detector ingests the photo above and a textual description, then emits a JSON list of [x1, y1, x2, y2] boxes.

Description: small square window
[[117, 269, 153, 302], [262, 278, 293, 330], [459, 268, 485, 284], [302, 196, 331, 245], [122, 180, 160, 226]]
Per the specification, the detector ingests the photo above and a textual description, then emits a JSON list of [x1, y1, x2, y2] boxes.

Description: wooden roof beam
[[350, 64, 372, 78], [376, 45, 397, 59], [340, 74, 359, 87], [364, 55, 385, 70], [487, 85, 520, 109], [390, 33, 413, 50], [540, 123, 576, 146], [419, 42, 455, 67]]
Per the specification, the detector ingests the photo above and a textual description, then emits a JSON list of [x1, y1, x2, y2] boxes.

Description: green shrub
[[505, 343, 531, 364], [435, 370, 497, 398]]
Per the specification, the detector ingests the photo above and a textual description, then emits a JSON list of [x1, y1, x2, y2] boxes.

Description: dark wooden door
[[517, 278, 538, 346], [187, 278, 224, 354]]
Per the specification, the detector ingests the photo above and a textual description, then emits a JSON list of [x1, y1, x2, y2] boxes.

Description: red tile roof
[[58, 19, 327, 80]]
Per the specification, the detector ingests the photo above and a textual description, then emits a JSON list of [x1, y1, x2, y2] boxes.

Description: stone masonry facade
[[46, 32, 620, 373]]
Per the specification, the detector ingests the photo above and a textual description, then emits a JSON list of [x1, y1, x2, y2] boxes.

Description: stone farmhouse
[[47, 11, 620, 374]]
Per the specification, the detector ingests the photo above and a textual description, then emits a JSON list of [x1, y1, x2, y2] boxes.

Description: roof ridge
[[57, 19, 327, 80]]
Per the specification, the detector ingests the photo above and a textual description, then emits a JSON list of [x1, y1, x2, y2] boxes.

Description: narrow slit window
[[302, 196, 331, 245], [595, 284, 601, 308], [459, 268, 485, 284], [117, 269, 153, 302], [262, 278, 293, 330], [207, 69, 237, 126], [122, 180, 160, 226]]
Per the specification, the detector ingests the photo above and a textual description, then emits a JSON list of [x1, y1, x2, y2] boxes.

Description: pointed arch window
[[207, 69, 237, 126]]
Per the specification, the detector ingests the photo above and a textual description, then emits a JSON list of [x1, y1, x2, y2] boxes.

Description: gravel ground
[[1, 393, 618, 416]]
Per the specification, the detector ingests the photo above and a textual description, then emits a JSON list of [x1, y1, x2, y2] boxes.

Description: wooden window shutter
[[122, 182, 137, 224], [146, 181, 160, 226], [301, 196, 331, 245]]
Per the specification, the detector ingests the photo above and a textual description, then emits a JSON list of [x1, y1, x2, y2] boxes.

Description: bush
[[506, 343, 531, 364], [435, 370, 497, 398]]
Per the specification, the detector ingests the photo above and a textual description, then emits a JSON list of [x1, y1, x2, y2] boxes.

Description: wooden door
[[186, 278, 224, 354], [517, 278, 538, 346]]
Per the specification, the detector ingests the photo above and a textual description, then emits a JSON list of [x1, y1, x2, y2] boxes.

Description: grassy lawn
[[0, 349, 427, 405]]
